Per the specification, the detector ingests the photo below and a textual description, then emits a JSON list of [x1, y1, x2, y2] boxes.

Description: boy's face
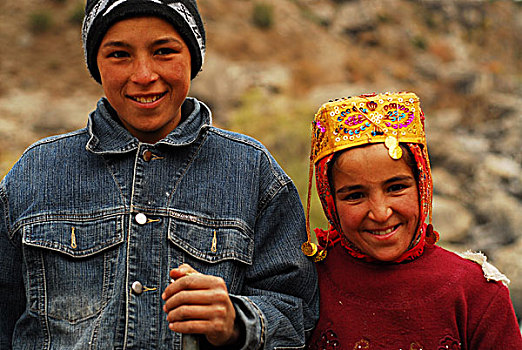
[[332, 144, 420, 262], [97, 16, 192, 143]]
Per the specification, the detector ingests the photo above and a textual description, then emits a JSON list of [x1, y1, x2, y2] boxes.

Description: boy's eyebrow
[[154, 37, 184, 46], [100, 40, 130, 49], [100, 37, 184, 49]]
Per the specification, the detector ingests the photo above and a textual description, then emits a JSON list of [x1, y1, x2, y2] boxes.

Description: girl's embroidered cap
[[311, 92, 426, 163]]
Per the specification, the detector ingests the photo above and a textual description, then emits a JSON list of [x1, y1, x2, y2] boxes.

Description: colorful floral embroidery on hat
[[311, 92, 426, 164]]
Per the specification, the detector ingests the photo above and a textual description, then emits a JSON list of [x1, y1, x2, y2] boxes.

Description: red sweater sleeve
[[468, 283, 522, 349]]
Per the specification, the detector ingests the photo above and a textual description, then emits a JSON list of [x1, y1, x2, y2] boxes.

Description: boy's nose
[[131, 58, 159, 85]]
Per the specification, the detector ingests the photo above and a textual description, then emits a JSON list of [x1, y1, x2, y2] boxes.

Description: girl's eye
[[388, 183, 407, 192], [108, 51, 129, 58], [340, 192, 364, 201]]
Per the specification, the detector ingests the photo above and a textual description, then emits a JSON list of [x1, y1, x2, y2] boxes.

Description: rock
[[483, 93, 522, 162], [432, 167, 462, 199], [426, 108, 463, 132], [306, 82, 408, 110], [472, 191, 522, 244], [483, 154, 521, 180], [301, 1, 336, 26], [432, 195, 473, 243], [191, 53, 291, 121], [414, 54, 440, 81], [428, 131, 486, 178], [330, 1, 380, 35], [444, 67, 479, 95]]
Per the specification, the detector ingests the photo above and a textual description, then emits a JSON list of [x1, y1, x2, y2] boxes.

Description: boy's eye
[[108, 51, 129, 58], [155, 48, 176, 55]]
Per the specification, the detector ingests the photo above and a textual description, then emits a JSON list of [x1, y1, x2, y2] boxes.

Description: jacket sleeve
[[468, 282, 522, 349], [0, 183, 26, 348], [230, 178, 319, 350]]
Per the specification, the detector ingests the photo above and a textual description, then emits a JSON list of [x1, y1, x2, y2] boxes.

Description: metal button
[[131, 281, 143, 295], [135, 213, 147, 225], [142, 150, 153, 162]]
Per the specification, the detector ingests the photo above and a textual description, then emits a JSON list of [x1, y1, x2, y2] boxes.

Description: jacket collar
[[86, 97, 212, 154]]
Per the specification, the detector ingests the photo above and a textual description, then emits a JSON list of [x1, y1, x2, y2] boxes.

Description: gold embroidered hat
[[311, 91, 426, 163], [302, 92, 436, 262]]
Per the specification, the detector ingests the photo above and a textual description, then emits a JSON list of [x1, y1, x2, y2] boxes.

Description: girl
[[302, 92, 522, 349]]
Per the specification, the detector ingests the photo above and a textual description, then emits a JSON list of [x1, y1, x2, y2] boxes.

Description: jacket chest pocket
[[167, 218, 253, 292], [22, 215, 125, 323]]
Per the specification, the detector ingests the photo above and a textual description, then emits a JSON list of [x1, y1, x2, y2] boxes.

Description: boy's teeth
[[134, 94, 162, 103], [368, 227, 395, 236]]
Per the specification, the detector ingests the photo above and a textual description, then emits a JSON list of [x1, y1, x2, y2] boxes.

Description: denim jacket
[[0, 97, 318, 349]]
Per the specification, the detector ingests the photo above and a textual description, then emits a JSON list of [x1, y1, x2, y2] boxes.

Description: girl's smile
[[332, 143, 420, 262]]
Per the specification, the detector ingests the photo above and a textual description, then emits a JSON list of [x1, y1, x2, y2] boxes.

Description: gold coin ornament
[[388, 145, 403, 159], [301, 241, 318, 257], [384, 135, 398, 149]]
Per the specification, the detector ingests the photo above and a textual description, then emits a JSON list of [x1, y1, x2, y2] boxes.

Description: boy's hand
[[162, 264, 240, 347]]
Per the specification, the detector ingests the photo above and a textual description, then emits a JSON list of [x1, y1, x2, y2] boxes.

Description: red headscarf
[[313, 142, 438, 263]]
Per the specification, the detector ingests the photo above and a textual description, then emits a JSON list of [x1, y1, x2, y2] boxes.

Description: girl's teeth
[[368, 227, 395, 236]]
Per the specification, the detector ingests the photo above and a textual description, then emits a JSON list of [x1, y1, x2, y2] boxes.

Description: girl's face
[[97, 16, 191, 144], [332, 144, 420, 262]]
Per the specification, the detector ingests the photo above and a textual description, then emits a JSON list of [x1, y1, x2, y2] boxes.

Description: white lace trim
[[457, 250, 510, 287]]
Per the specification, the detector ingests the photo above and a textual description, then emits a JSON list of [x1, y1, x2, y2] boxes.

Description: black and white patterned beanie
[[82, 0, 206, 83]]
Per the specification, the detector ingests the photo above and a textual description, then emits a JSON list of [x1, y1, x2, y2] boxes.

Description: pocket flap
[[23, 215, 124, 258], [168, 219, 253, 265]]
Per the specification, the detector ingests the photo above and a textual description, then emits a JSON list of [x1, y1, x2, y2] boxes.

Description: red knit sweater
[[307, 245, 522, 349]]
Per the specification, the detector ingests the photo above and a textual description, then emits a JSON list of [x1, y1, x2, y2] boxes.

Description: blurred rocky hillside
[[0, 0, 521, 318]]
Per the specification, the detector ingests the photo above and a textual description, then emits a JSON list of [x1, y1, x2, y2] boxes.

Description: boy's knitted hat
[[82, 0, 206, 83]]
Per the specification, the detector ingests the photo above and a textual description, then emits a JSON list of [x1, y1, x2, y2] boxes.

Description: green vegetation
[[226, 88, 329, 232], [252, 2, 274, 29], [69, 2, 86, 25], [29, 11, 54, 33], [289, 0, 330, 27], [411, 35, 427, 50]]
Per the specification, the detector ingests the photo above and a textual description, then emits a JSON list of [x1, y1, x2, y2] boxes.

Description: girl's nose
[[367, 197, 393, 223]]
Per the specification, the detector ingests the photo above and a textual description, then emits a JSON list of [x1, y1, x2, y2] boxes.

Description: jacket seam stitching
[[168, 131, 209, 202], [256, 180, 291, 221], [23, 129, 87, 154], [39, 251, 51, 350], [0, 185, 13, 240], [208, 128, 288, 184], [11, 210, 126, 237], [100, 154, 128, 209]]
